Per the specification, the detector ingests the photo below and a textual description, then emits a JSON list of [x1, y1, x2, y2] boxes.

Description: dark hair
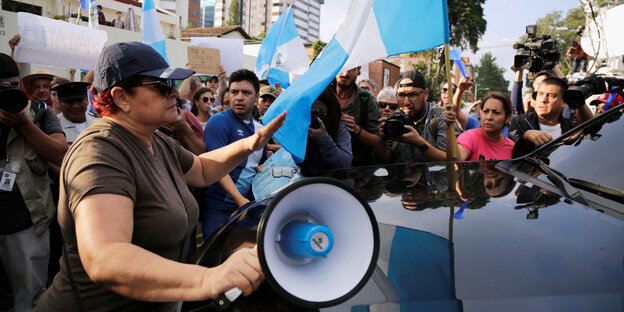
[[117, 11, 122, 14], [97, 5, 102, 9], [191, 87, 214, 115], [539, 77, 568, 96], [228, 69, 259, 93], [315, 85, 341, 141], [189, 78, 200, 92], [259, 79, 269, 86], [90, 75, 143, 117], [394, 70, 427, 90], [480, 92, 512, 117]]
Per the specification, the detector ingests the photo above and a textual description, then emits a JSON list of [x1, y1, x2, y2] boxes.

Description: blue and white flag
[[79, 0, 90, 10], [255, 5, 309, 88], [141, 0, 169, 63], [262, 0, 449, 162]]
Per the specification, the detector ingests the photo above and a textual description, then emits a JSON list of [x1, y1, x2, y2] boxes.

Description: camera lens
[[0, 89, 29, 114]]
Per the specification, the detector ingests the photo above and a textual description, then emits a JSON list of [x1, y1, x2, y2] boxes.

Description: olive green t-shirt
[[36, 119, 198, 312]]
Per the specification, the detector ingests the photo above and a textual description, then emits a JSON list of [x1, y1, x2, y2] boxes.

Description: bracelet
[[355, 126, 362, 137]]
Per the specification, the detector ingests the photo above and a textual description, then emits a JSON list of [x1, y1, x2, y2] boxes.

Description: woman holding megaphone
[[36, 42, 286, 311]]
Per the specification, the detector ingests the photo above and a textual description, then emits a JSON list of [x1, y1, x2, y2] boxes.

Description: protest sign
[[14, 12, 107, 70], [190, 37, 243, 76], [187, 46, 221, 75]]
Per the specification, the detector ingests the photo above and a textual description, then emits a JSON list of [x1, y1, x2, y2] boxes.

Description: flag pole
[[443, 44, 457, 161], [76, 7, 81, 25]]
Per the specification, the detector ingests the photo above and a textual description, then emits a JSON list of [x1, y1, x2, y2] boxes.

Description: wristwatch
[[417, 141, 429, 153]]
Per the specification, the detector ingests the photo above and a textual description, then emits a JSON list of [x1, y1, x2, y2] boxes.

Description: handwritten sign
[[14, 12, 107, 70], [190, 37, 243, 76], [187, 46, 220, 75]]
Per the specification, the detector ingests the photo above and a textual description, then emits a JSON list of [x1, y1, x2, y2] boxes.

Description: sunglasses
[[379, 102, 398, 110], [202, 96, 216, 103], [441, 87, 457, 94], [397, 90, 425, 101], [123, 79, 175, 97]]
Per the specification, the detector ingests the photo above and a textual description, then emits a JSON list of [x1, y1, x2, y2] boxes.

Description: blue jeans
[[572, 58, 588, 73], [201, 202, 238, 239], [0, 227, 49, 312]]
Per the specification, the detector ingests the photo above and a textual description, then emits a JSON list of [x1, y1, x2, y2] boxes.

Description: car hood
[[187, 161, 624, 312]]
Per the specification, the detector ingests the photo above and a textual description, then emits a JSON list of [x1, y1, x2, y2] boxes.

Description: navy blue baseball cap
[[93, 42, 195, 92]]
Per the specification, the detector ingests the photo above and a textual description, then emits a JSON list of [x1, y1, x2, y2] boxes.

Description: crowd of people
[[0, 30, 616, 311]]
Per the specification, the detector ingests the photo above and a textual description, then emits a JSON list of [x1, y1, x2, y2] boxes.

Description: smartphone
[[274, 82, 281, 89]]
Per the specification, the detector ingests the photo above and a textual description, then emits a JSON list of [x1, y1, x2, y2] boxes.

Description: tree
[[251, 31, 266, 41], [447, 0, 487, 53], [311, 39, 327, 62], [474, 52, 510, 97], [225, 0, 240, 26]]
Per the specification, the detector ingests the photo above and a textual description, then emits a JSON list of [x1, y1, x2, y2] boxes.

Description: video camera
[[563, 74, 624, 109], [0, 81, 29, 114], [383, 112, 413, 139], [513, 25, 560, 74]]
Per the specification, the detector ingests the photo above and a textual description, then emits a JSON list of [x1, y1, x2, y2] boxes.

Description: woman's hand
[[444, 109, 456, 124], [246, 111, 286, 151], [204, 247, 264, 298]]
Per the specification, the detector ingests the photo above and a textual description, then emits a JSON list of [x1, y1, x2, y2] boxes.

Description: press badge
[[0, 160, 19, 192]]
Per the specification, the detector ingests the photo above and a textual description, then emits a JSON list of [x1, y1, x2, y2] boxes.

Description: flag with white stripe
[[262, 0, 449, 161], [255, 5, 309, 87], [141, 0, 169, 63]]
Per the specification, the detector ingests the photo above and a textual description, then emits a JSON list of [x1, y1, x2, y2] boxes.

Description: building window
[[2, 0, 42, 15], [193, 9, 197, 16], [383, 68, 390, 88]]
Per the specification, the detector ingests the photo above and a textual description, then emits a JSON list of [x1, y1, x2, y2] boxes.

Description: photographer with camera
[[0, 53, 68, 311], [509, 77, 593, 157], [567, 41, 589, 74], [300, 86, 352, 176], [374, 70, 450, 164]]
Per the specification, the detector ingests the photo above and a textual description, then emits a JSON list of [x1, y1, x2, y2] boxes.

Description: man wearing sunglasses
[[375, 70, 451, 164]]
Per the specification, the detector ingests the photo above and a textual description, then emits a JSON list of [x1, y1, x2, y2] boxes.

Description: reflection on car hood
[[192, 161, 624, 312]]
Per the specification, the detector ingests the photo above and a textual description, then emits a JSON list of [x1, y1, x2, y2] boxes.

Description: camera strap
[[0, 126, 9, 161]]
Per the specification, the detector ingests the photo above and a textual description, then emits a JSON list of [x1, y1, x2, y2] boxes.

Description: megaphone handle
[[215, 287, 242, 310]]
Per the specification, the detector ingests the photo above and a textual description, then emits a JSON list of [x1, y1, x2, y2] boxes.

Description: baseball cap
[[589, 92, 624, 107], [259, 86, 279, 99], [0, 53, 20, 79], [52, 82, 91, 101], [93, 42, 195, 92], [397, 70, 427, 89]]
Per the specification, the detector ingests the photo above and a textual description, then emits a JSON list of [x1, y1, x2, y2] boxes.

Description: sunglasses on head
[[379, 102, 398, 110], [202, 96, 216, 103], [122, 79, 175, 97]]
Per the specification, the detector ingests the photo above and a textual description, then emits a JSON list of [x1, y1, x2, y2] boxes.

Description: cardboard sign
[[190, 37, 243, 76], [187, 46, 220, 75], [14, 12, 107, 70]]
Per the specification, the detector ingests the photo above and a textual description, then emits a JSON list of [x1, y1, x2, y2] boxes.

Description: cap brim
[[139, 66, 195, 80]]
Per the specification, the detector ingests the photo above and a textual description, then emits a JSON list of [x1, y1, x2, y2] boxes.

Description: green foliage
[[251, 32, 267, 41], [474, 52, 510, 97], [447, 0, 487, 53], [226, 0, 240, 26], [311, 39, 327, 61], [411, 58, 446, 103]]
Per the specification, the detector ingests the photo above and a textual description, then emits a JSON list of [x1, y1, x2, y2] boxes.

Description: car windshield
[[529, 105, 624, 193]]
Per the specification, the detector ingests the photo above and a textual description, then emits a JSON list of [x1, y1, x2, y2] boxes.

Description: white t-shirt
[[539, 123, 562, 140], [74, 122, 87, 133]]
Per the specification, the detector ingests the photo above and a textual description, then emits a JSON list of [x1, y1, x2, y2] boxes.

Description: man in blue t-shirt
[[202, 69, 266, 238]]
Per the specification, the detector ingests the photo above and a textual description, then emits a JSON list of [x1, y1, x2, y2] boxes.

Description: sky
[[319, 0, 582, 90]]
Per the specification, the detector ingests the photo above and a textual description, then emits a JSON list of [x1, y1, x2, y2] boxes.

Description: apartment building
[[213, 0, 322, 43]]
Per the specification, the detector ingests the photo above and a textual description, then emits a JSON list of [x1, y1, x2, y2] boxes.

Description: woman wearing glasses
[[36, 42, 286, 311], [377, 87, 399, 118], [191, 87, 216, 129]]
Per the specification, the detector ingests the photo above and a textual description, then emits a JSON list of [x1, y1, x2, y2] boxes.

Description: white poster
[[190, 37, 244, 76], [14, 12, 107, 70]]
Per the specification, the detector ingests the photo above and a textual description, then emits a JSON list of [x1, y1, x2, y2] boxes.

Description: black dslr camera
[[383, 112, 413, 139], [513, 25, 560, 74], [309, 106, 326, 129], [0, 81, 29, 114], [564, 74, 624, 109]]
